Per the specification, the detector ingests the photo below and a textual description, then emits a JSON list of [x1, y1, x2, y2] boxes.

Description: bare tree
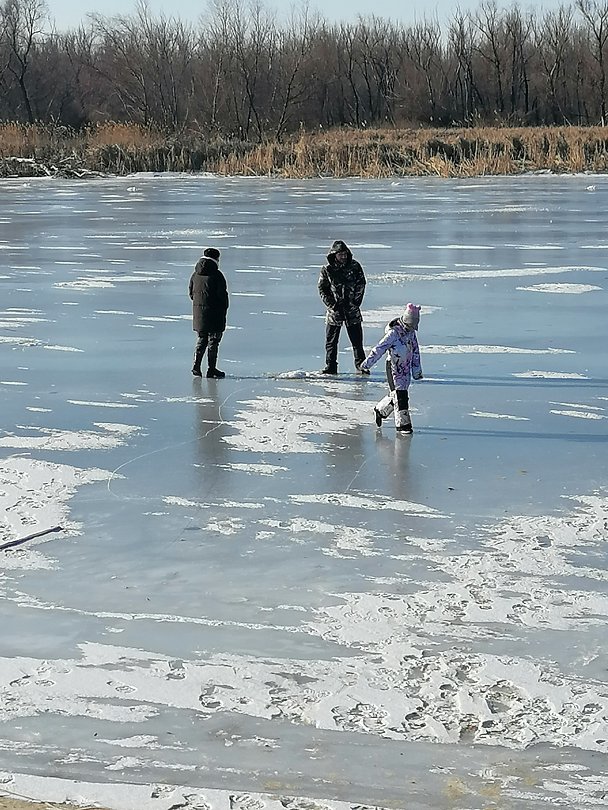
[[143, 10, 196, 129], [404, 19, 446, 122], [474, 0, 507, 116], [533, 6, 576, 123], [271, 3, 321, 139], [0, 0, 48, 122], [503, 7, 534, 118], [200, 0, 235, 132], [447, 10, 484, 123], [89, 1, 195, 128], [227, 0, 277, 140], [577, 0, 608, 123], [5, 0, 608, 137], [60, 26, 99, 126], [350, 15, 402, 125]]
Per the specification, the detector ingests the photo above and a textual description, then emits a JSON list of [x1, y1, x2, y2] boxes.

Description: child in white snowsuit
[[359, 303, 423, 433]]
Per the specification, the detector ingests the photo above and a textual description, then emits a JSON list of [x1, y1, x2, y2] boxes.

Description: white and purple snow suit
[[360, 318, 423, 430]]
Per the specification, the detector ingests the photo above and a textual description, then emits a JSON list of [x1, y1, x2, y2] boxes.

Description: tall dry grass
[[2, 123, 608, 177]]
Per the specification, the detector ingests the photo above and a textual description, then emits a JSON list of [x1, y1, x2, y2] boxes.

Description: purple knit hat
[[400, 303, 421, 330]]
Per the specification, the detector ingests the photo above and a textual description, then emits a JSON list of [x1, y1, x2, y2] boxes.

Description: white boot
[[395, 408, 413, 433], [374, 393, 394, 426]]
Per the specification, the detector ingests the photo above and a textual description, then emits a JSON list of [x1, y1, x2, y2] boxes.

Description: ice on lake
[[1, 174, 608, 810]]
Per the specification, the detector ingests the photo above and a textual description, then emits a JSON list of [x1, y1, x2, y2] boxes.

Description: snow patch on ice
[[43, 344, 84, 353], [550, 409, 607, 420], [292, 492, 443, 517], [513, 370, 588, 379], [378, 265, 606, 282], [0, 424, 139, 450], [516, 282, 602, 294], [94, 310, 135, 315], [470, 411, 530, 421], [218, 463, 289, 475], [67, 400, 139, 409], [425, 344, 573, 355], [362, 305, 440, 327], [163, 496, 264, 510], [0, 772, 370, 810], [0, 457, 110, 553], [223, 393, 371, 453], [550, 401, 605, 411], [0, 336, 41, 347], [428, 244, 495, 250]]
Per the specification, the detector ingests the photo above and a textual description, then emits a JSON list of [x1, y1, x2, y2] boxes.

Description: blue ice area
[[1, 174, 607, 809]]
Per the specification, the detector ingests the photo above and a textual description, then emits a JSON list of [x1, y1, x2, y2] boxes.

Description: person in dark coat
[[189, 247, 229, 378], [317, 239, 366, 374]]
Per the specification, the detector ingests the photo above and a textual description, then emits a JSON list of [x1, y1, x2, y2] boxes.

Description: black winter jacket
[[318, 240, 366, 326], [189, 257, 229, 333]]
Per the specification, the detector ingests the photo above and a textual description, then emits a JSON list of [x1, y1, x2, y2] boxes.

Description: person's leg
[[386, 359, 395, 391], [345, 321, 365, 368], [386, 363, 412, 431], [206, 331, 225, 378], [192, 331, 208, 376], [374, 359, 395, 425], [323, 322, 341, 372], [393, 388, 412, 432]]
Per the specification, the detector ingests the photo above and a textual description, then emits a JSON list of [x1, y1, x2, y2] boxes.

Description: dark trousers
[[193, 330, 223, 371], [325, 321, 365, 369], [386, 360, 409, 411]]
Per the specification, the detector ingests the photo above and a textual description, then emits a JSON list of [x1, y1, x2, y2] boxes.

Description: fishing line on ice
[[345, 454, 369, 492], [106, 384, 247, 500]]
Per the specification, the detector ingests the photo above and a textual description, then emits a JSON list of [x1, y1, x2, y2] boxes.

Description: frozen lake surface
[[1, 174, 607, 810]]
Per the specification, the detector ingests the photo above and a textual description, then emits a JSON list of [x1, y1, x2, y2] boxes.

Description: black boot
[[321, 365, 338, 374], [354, 354, 366, 371], [206, 345, 224, 379], [192, 351, 203, 376], [192, 340, 206, 377]]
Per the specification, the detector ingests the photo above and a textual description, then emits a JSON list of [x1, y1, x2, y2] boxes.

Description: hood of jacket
[[387, 317, 412, 336], [195, 256, 219, 275], [326, 240, 353, 266]]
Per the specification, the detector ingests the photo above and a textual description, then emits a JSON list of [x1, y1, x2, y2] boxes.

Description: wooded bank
[[3, 1, 608, 137]]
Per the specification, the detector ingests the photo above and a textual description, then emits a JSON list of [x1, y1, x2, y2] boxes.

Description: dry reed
[[2, 123, 608, 177]]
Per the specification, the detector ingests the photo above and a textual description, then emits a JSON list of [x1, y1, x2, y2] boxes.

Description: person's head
[[203, 247, 220, 263], [400, 303, 421, 331], [328, 239, 350, 266]]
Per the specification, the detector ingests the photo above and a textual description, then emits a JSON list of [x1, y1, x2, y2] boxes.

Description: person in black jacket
[[189, 248, 229, 378], [317, 239, 366, 374]]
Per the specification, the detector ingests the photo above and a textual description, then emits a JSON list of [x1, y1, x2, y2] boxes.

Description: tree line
[[3, 0, 608, 139]]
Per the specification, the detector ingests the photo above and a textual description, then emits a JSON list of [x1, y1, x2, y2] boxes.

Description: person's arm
[[220, 272, 229, 310], [352, 261, 366, 308], [411, 332, 423, 379], [318, 268, 336, 309], [188, 274, 194, 300], [360, 329, 395, 371], [210, 273, 228, 312]]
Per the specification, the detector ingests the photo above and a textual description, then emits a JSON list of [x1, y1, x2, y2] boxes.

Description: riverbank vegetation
[[2, 122, 608, 177], [3, 0, 608, 177], [3, 0, 608, 133]]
